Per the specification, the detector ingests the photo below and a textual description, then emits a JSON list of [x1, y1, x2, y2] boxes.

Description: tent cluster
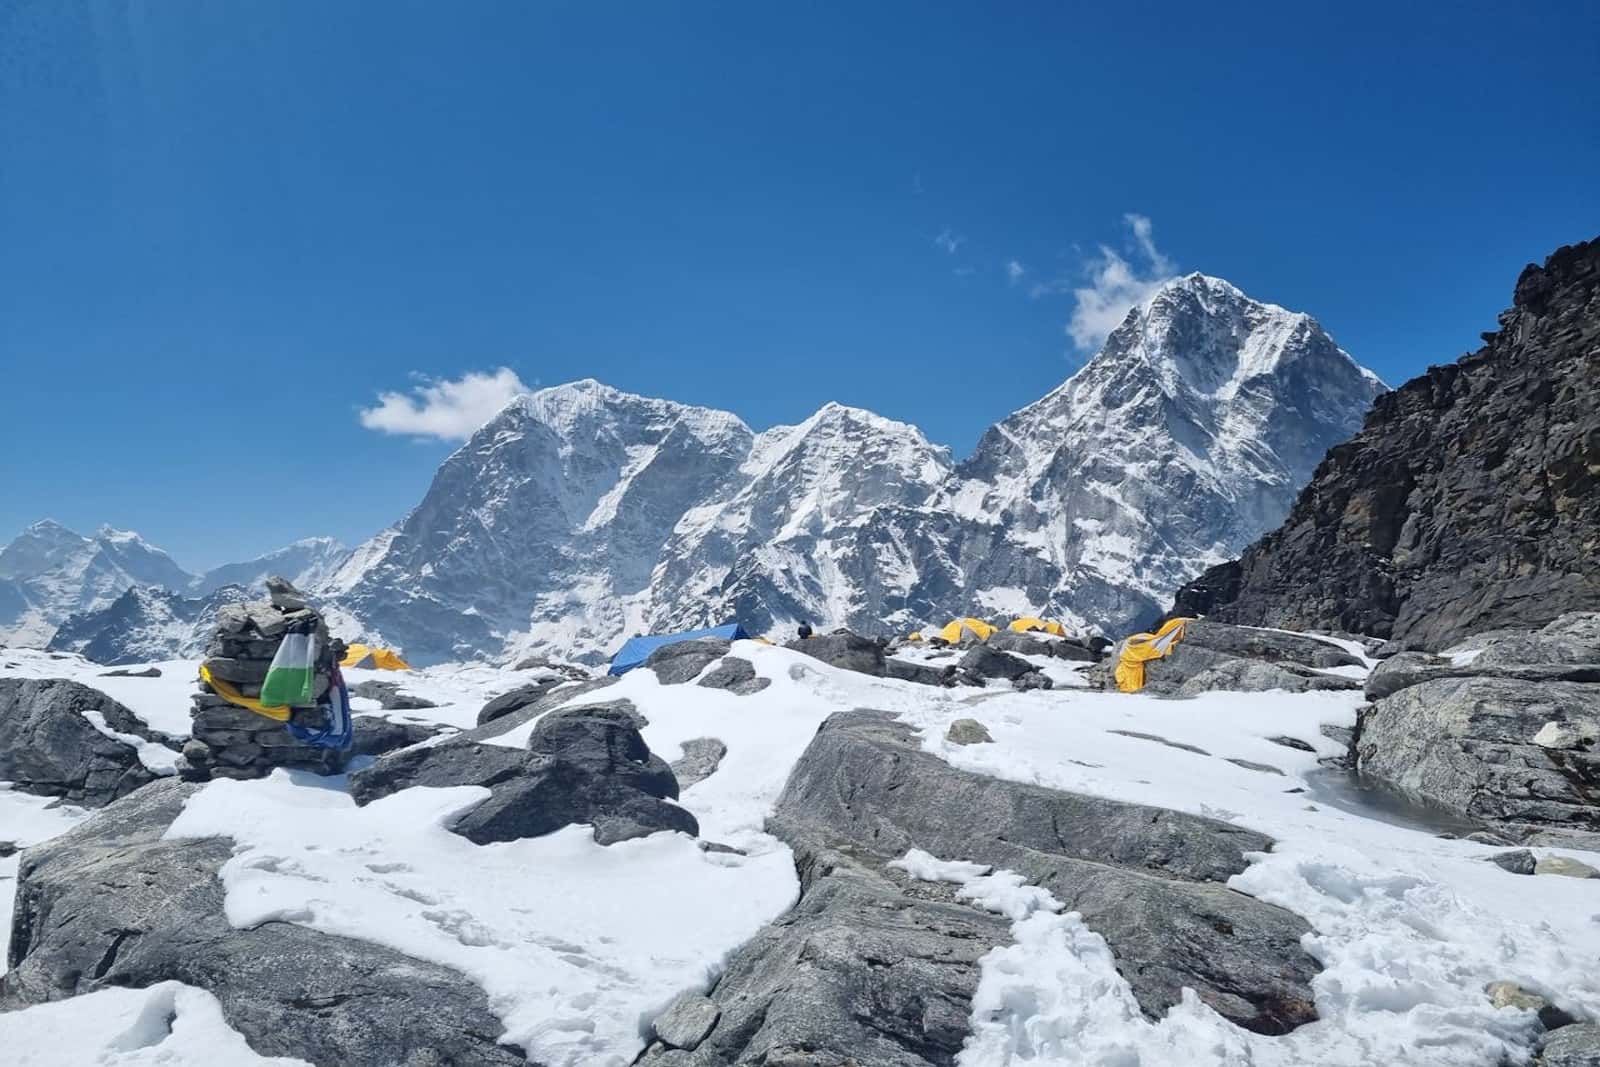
[[339, 643, 412, 671], [907, 616, 1071, 644]]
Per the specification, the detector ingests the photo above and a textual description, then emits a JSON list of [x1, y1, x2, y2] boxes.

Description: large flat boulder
[[785, 632, 887, 676], [641, 711, 1319, 1062], [647, 638, 734, 684], [350, 699, 696, 846], [0, 777, 525, 1067], [0, 678, 171, 806], [1357, 675, 1600, 835]]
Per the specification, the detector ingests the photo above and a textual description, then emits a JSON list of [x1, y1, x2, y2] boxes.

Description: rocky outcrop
[[350, 699, 696, 846], [0, 778, 525, 1066], [639, 711, 1320, 1063], [646, 638, 733, 684], [785, 632, 888, 676], [0, 678, 170, 806], [1089, 620, 1364, 696], [1356, 613, 1600, 845], [1173, 237, 1600, 650], [696, 656, 770, 695], [349, 679, 439, 711]]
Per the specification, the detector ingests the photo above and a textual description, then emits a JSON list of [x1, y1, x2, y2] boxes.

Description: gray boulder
[[697, 657, 771, 695], [785, 632, 887, 676], [984, 629, 1053, 657], [1535, 855, 1599, 879], [652, 992, 721, 1051], [1541, 1024, 1600, 1067], [351, 699, 696, 846], [1357, 675, 1600, 835], [884, 657, 959, 687], [0, 678, 171, 806], [647, 638, 733, 684], [957, 644, 1034, 683], [945, 718, 993, 745], [645, 710, 1320, 1064], [476, 679, 563, 726], [0, 778, 525, 1066], [1489, 849, 1537, 875], [349, 715, 450, 759], [349, 679, 440, 711], [1174, 658, 1363, 698], [670, 738, 727, 790], [468, 676, 618, 742]]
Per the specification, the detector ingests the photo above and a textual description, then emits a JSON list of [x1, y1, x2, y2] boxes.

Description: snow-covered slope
[[328, 276, 1383, 664]]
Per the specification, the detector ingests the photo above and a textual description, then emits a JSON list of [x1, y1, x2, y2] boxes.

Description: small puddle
[[1303, 769, 1482, 837]]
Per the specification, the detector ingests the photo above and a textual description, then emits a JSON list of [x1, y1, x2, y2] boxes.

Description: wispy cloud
[[1006, 259, 1026, 285], [933, 228, 964, 255], [359, 367, 531, 441], [1061, 213, 1178, 352]]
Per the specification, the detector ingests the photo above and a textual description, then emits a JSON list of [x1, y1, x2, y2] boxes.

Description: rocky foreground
[[1, 612, 1598, 1066]]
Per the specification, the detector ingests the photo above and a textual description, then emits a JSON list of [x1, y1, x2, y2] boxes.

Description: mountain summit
[[327, 275, 1383, 664]]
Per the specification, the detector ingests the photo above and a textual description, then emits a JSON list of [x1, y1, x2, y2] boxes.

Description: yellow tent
[[1113, 618, 1192, 693], [938, 617, 997, 644], [906, 631, 924, 642], [340, 643, 412, 671], [1009, 617, 1066, 637]]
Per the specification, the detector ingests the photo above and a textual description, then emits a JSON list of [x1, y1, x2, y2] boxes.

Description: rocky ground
[[0, 618, 1597, 1066]]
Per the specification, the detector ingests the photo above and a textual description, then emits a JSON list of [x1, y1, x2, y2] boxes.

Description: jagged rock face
[[326, 278, 1380, 665], [1173, 238, 1600, 650], [0, 523, 194, 647], [46, 584, 250, 664], [943, 274, 1385, 633]]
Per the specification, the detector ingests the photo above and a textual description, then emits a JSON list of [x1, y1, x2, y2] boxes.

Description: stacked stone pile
[[180, 588, 348, 781]]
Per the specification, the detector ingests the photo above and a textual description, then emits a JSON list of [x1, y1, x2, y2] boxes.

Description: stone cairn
[[179, 581, 349, 781]]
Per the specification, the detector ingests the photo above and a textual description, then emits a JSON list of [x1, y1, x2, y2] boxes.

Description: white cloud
[[1006, 259, 1026, 284], [359, 367, 531, 441], [1065, 213, 1177, 352], [933, 228, 964, 255]]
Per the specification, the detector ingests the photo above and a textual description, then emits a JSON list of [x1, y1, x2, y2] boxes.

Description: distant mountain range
[[0, 523, 345, 650], [3, 273, 1384, 665]]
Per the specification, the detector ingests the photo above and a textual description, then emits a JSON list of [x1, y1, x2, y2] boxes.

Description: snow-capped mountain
[[324, 381, 756, 663], [46, 584, 253, 664], [327, 276, 1384, 664], [191, 537, 348, 597], [929, 272, 1387, 631], [0, 522, 347, 650], [0, 522, 195, 647]]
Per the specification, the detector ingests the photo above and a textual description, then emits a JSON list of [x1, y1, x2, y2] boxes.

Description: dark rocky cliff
[[1171, 237, 1600, 649]]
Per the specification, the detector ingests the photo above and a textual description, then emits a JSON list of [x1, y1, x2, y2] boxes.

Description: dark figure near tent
[[797, 621, 814, 640]]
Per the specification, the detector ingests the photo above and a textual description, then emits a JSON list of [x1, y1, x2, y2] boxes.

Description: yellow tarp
[[1009, 617, 1066, 637], [198, 663, 291, 722], [907, 631, 924, 642], [938, 617, 997, 644], [340, 644, 412, 671], [1113, 617, 1192, 693]]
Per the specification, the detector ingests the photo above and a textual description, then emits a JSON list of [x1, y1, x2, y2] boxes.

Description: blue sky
[[2, 1, 1596, 568]]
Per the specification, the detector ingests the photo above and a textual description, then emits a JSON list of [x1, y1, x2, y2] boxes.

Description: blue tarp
[[608, 623, 751, 676]]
